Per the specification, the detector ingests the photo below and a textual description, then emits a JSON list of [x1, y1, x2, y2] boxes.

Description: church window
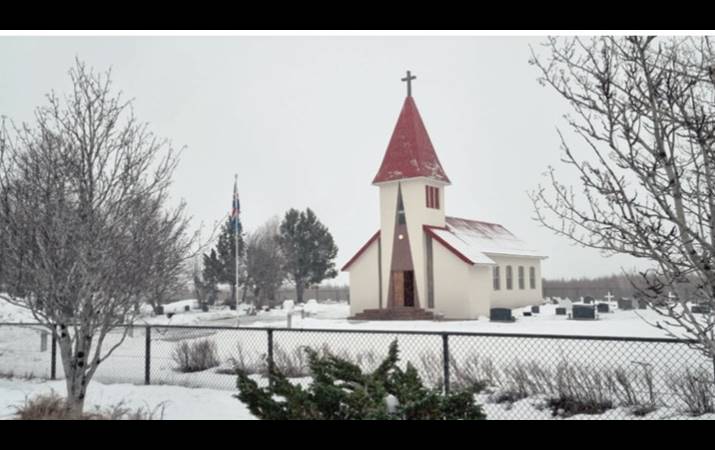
[[529, 267, 536, 289], [506, 266, 513, 290], [425, 186, 440, 209], [518, 266, 525, 290], [493, 266, 500, 290]]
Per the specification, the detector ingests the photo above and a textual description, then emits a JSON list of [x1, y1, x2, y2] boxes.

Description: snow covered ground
[[0, 378, 255, 420], [1, 297, 713, 420]]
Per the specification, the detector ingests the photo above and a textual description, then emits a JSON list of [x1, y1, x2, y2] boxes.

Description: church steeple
[[372, 75, 450, 185]]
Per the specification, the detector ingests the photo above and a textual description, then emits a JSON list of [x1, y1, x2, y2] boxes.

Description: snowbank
[[0, 378, 256, 420]]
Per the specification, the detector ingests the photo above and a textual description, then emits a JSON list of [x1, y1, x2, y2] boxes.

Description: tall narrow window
[[506, 266, 513, 290], [425, 186, 440, 209], [518, 266, 525, 290], [493, 266, 500, 290], [529, 267, 536, 289]]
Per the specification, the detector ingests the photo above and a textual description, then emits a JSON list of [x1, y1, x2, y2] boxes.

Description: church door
[[392, 271, 404, 306], [403, 271, 415, 307], [391, 270, 415, 307]]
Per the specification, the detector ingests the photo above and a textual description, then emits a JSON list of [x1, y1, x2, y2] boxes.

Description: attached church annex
[[342, 72, 547, 320]]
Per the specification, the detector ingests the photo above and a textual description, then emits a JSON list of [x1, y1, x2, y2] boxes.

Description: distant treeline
[[543, 273, 701, 300], [543, 274, 637, 300]]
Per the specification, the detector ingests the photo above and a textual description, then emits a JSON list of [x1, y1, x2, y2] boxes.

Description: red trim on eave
[[423, 225, 474, 266], [341, 231, 380, 271]]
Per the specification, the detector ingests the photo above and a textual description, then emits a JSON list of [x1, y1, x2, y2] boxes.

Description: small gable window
[[425, 186, 440, 209]]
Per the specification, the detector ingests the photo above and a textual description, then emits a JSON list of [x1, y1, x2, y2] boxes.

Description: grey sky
[[0, 36, 644, 283]]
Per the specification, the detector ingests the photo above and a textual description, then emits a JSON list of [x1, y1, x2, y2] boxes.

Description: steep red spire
[[372, 96, 450, 184]]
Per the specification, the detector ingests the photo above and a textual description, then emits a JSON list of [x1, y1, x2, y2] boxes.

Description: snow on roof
[[426, 217, 546, 265]]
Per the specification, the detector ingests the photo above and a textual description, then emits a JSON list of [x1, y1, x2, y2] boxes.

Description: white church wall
[[348, 238, 380, 317], [378, 183, 398, 307], [469, 265, 493, 318], [398, 177, 447, 309], [488, 254, 544, 310], [431, 241, 473, 319]]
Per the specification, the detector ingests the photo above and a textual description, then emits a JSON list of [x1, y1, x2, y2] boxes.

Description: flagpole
[[234, 174, 240, 328]]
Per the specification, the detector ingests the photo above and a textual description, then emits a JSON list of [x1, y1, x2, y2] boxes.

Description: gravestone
[[490, 308, 513, 322], [166, 312, 174, 319], [531, 305, 540, 314], [572, 305, 596, 320], [584, 296, 595, 304], [691, 304, 711, 314], [184, 305, 190, 312], [229, 304, 236, 311], [617, 298, 634, 310], [156, 305, 164, 315], [201, 304, 209, 312], [555, 307, 567, 315], [523, 311, 532, 317], [637, 299, 647, 310], [597, 303, 610, 313]]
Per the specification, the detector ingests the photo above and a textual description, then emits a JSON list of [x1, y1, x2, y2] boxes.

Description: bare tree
[[530, 36, 715, 369], [0, 60, 197, 416], [245, 217, 286, 307]]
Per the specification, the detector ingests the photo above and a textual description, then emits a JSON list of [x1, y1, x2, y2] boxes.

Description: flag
[[231, 177, 241, 233]]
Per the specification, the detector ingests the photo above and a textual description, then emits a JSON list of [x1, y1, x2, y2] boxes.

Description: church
[[342, 72, 547, 320]]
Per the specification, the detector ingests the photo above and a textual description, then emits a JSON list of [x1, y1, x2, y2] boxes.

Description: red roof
[[372, 96, 450, 184]]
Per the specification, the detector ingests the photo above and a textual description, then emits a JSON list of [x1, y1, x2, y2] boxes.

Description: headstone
[[555, 307, 567, 315], [618, 298, 634, 310], [166, 312, 174, 319], [184, 305, 190, 312], [201, 304, 209, 312], [127, 325, 134, 338], [229, 304, 236, 311], [490, 308, 513, 322], [287, 311, 293, 328], [637, 299, 647, 310], [691, 304, 711, 314], [531, 305, 540, 314], [597, 303, 610, 313], [584, 296, 595, 304], [523, 311, 532, 317], [572, 305, 596, 320], [156, 305, 164, 315]]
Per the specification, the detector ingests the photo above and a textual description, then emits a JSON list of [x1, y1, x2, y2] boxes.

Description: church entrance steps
[[349, 307, 436, 321]]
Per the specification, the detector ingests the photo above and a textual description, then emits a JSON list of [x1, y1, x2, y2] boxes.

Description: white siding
[[347, 238, 380, 316], [488, 254, 543, 310], [431, 240, 472, 319]]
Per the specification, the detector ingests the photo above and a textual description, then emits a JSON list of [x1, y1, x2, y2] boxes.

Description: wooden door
[[392, 271, 404, 306], [404, 270, 415, 307]]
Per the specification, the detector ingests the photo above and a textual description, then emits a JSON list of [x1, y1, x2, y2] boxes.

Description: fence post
[[50, 327, 57, 380], [442, 333, 450, 395], [145, 325, 151, 385], [267, 329, 274, 388]]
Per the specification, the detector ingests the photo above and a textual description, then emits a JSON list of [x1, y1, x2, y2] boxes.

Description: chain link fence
[[1, 322, 713, 419]]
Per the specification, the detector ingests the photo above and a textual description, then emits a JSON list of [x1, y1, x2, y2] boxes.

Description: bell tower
[[373, 71, 450, 309]]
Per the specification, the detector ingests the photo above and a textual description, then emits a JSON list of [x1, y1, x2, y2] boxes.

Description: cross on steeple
[[401, 70, 416, 97]]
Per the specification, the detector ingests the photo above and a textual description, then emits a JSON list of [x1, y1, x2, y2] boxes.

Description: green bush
[[235, 340, 486, 420]]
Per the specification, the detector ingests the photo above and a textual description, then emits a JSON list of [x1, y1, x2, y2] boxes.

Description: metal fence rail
[[1, 322, 713, 420]]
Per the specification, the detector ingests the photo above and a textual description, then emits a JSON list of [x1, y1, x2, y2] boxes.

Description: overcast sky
[[0, 35, 645, 284]]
